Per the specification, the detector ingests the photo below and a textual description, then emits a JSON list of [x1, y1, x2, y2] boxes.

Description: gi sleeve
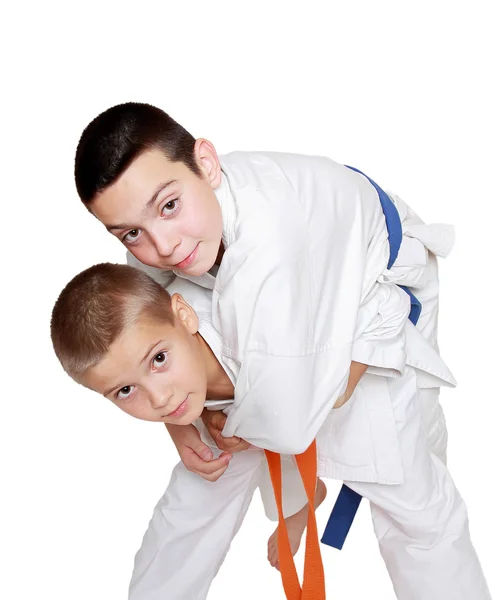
[[351, 282, 411, 378], [224, 347, 352, 454], [219, 168, 389, 454]]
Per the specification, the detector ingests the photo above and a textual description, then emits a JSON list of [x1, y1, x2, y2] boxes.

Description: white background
[[2, 1, 498, 598]]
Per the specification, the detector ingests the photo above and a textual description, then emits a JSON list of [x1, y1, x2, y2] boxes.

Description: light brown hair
[[51, 263, 174, 380]]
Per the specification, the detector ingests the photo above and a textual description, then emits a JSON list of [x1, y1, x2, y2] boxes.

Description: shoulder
[[219, 150, 340, 181]]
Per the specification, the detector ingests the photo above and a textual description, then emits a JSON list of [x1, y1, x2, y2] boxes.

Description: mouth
[[174, 243, 199, 270], [164, 396, 189, 419]]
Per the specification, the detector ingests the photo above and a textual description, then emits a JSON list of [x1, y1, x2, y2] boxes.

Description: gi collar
[[216, 166, 237, 249]]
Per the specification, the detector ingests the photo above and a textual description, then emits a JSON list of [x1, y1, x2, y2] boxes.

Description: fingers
[[191, 440, 214, 461], [210, 411, 228, 429], [192, 451, 233, 482], [184, 450, 232, 477], [201, 409, 228, 431], [215, 432, 241, 448], [195, 464, 231, 482], [203, 412, 228, 448], [228, 440, 251, 453], [215, 432, 251, 453]]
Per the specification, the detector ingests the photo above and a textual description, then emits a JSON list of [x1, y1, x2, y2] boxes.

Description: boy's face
[[91, 141, 223, 276], [83, 296, 208, 425]]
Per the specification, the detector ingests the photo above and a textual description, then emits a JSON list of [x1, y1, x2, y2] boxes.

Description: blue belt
[[320, 166, 421, 550]]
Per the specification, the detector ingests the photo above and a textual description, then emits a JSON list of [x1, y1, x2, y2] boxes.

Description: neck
[[196, 333, 234, 400]]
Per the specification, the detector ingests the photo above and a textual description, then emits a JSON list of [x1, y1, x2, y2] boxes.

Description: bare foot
[[267, 478, 327, 570]]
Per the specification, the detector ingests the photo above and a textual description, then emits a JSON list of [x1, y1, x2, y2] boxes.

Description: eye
[[153, 352, 168, 369], [123, 228, 141, 243], [161, 198, 179, 216], [116, 385, 135, 400]]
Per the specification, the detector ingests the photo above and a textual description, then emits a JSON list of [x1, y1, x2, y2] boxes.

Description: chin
[[176, 407, 204, 426], [187, 406, 204, 423], [191, 247, 219, 276], [187, 267, 207, 277], [184, 259, 213, 277]]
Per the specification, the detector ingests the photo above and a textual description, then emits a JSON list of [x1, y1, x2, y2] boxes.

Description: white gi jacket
[[128, 151, 456, 484]]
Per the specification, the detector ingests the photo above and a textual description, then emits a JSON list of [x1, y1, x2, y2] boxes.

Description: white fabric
[[129, 432, 264, 600], [126, 152, 489, 598], [209, 154, 454, 455], [128, 151, 456, 478], [129, 371, 490, 600], [127, 151, 458, 506]]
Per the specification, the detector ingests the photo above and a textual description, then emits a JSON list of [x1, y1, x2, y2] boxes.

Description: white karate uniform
[[127, 152, 490, 599]]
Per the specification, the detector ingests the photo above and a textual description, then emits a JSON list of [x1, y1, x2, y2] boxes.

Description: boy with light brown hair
[[51, 262, 329, 576]]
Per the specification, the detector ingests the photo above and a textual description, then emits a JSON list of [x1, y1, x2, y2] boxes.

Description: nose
[[148, 385, 174, 411], [150, 225, 180, 259]]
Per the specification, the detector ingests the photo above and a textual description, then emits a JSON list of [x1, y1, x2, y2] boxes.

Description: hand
[[333, 361, 368, 408], [201, 410, 251, 453], [166, 423, 232, 482], [333, 392, 350, 409]]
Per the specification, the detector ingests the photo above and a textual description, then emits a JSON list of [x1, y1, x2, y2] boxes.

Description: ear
[[170, 293, 200, 334], [194, 138, 222, 189]]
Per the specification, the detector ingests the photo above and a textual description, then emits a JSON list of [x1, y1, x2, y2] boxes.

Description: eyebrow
[[105, 180, 179, 232], [104, 339, 164, 396], [141, 339, 163, 365]]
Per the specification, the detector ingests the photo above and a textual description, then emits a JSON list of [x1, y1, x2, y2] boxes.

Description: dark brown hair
[[75, 102, 201, 205]]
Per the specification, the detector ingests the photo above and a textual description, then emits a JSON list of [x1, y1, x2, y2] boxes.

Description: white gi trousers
[[128, 369, 490, 600]]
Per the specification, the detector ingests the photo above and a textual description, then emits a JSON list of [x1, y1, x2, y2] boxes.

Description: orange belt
[[265, 440, 326, 599]]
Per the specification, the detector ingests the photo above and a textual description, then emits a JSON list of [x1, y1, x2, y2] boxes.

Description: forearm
[[165, 422, 182, 436], [346, 360, 368, 398], [165, 422, 180, 439], [165, 422, 194, 448]]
